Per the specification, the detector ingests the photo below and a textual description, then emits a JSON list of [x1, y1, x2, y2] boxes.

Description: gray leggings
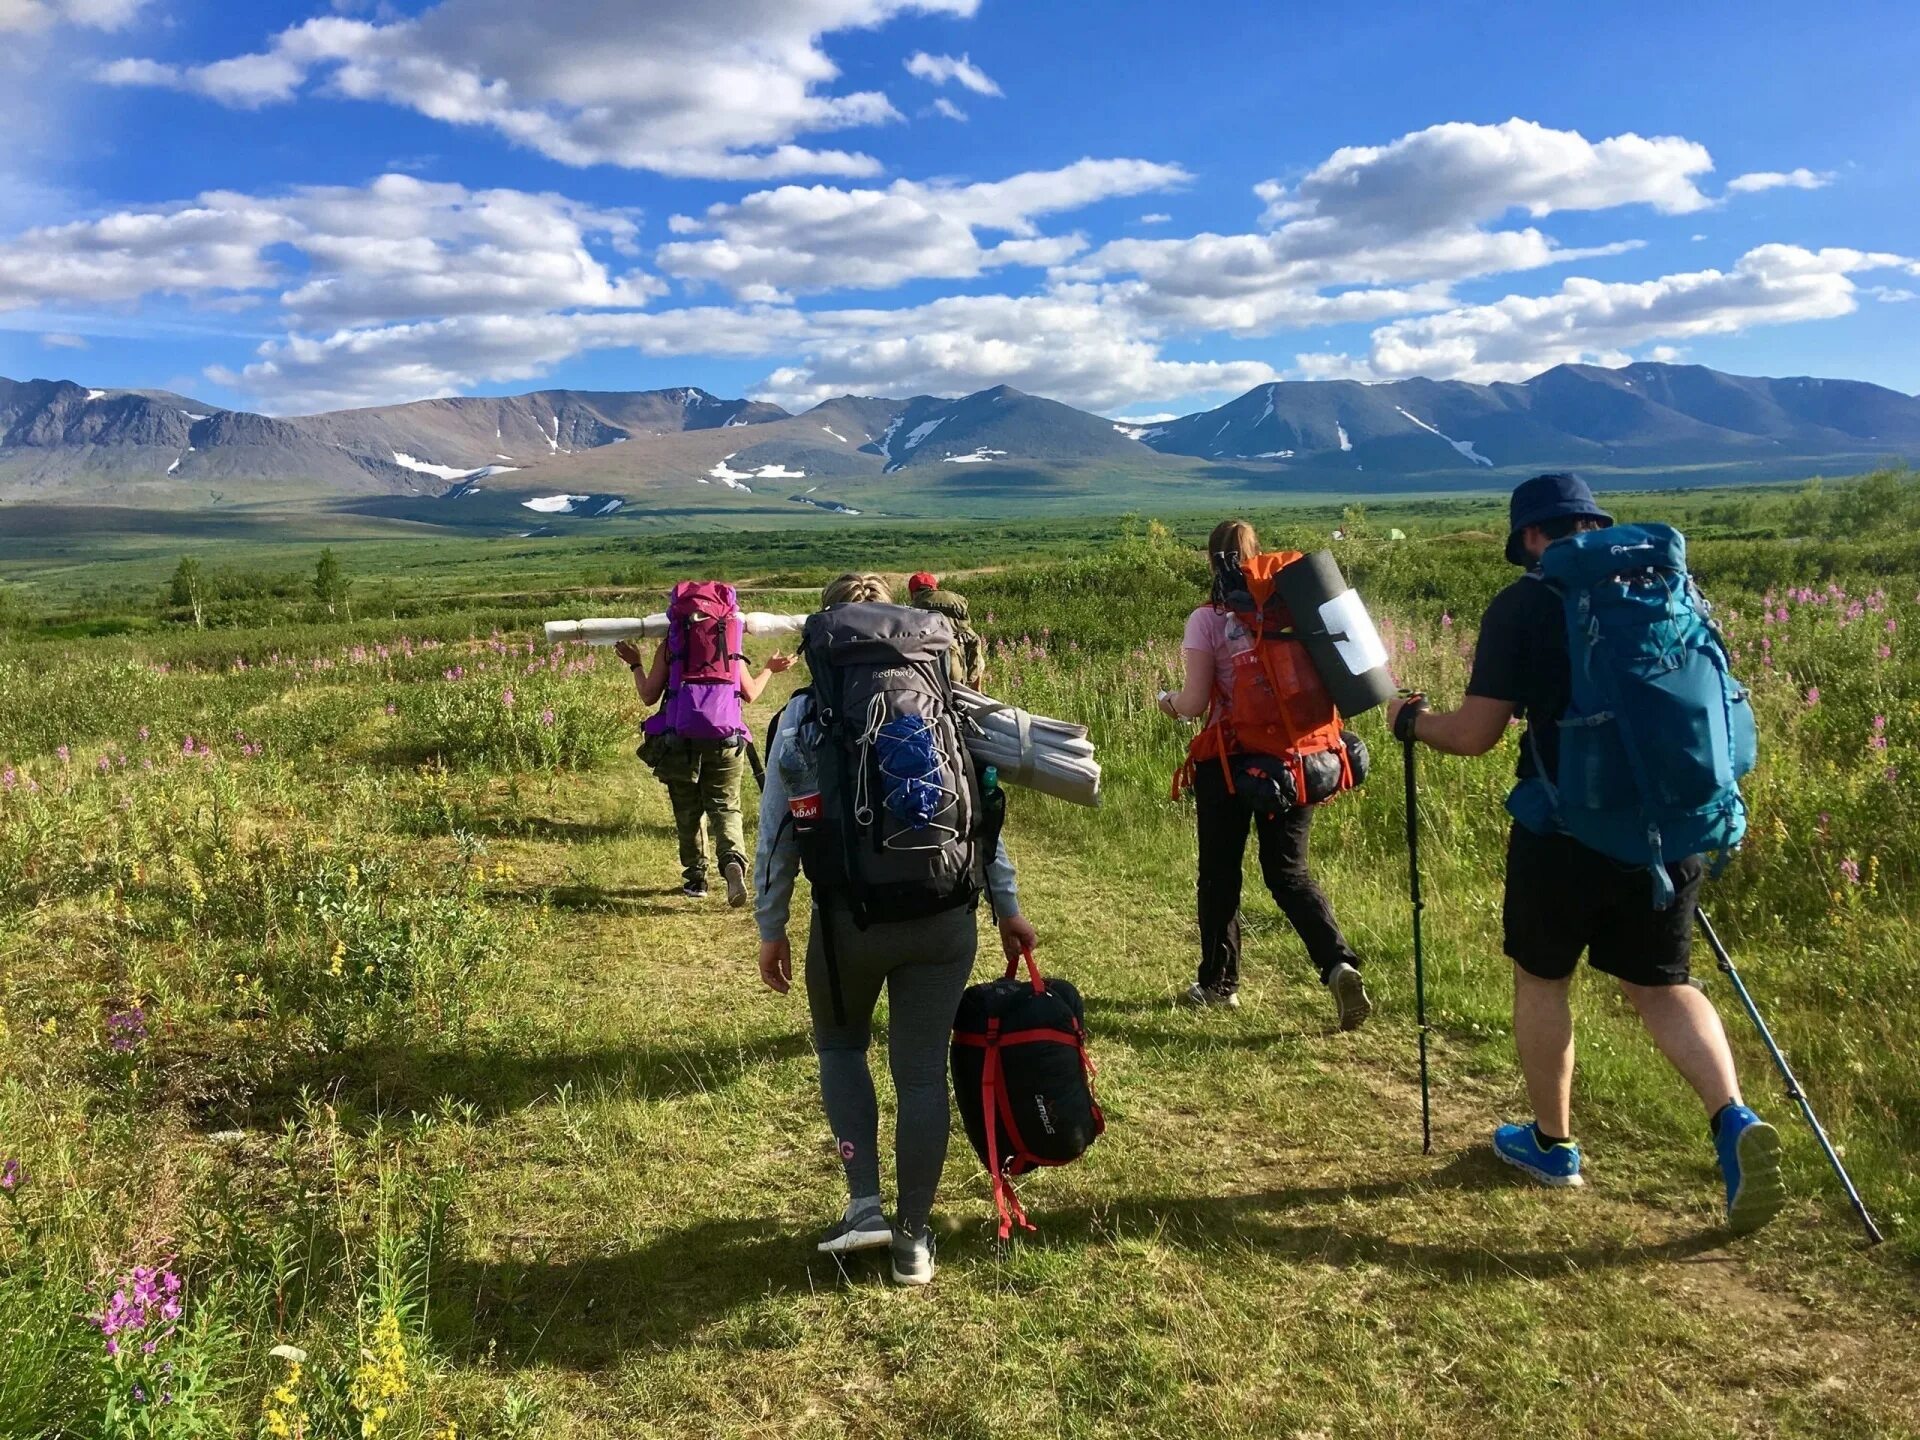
[[806, 903, 978, 1233]]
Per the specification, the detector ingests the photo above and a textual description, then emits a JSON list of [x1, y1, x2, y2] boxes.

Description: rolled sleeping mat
[[544, 612, 811, 646], [952, 686, 1102, 807], [1276, 551, 1399, 717]]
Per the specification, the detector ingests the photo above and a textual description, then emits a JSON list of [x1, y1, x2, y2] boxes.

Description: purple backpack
[[643, 580, 747, 743]]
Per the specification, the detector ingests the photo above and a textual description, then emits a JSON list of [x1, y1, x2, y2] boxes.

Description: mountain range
[[3, 363, 1917, 521]]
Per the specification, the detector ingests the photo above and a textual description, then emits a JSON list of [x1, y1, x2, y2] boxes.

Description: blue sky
[[1, 0, 1914, 416]]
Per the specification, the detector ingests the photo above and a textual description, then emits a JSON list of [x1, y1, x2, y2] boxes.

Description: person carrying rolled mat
[[1157, 519, 1371, 1027], [616, 592, 792, 905], [1387, 473, 1783, 1232], [755, 571, 1037, 1286], [907, 570, 987, 690]]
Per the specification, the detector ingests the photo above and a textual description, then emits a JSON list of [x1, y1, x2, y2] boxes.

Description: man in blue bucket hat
[[1388, 473, 1783, 1233]]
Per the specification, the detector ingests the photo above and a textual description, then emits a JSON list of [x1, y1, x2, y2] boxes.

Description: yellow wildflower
[[259, 1357, 308, 1440], [40, 1017, 56, 1037], [350, 1307, 411, 1436], [329, 941, 346, 978]]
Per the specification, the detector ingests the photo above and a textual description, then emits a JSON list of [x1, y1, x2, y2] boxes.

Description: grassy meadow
[[1, 472, 1918, 1436]]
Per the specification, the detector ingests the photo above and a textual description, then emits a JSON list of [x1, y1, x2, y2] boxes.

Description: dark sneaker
[[1494, 1121, 1584, 1187], [817, 1205, 892, 1255], [723, 858, 749, 909], [1715, 1104, 1786, 1235], [890, 1225, 936, 1286], [1327, 963, 1372, 1031], [680, 877, 710, 900], [1181, 982, 1240, 1009]]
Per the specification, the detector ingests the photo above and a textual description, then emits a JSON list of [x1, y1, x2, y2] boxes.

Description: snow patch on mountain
[[86, 389, 106, 401], [1254, 450, 1295, 459], [393, 451, 478, 481], [903, 416, 948, 451], [821, 426, 848, 443], [942, 448, 1008, 464], [1393, 407, 1494, 466], [1336, 424, 1352, 452], [521, 494, 591, 514], [180, 410, 211, 422]]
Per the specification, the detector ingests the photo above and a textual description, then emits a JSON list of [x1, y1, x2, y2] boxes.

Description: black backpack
[[788, 602, 1000, 927], [951, 949, 1105, 1238]]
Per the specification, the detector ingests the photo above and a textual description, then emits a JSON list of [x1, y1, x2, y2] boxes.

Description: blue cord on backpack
[[875, 715, 947, 828]]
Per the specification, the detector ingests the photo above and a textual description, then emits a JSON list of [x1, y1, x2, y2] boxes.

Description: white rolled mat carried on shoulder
[[544, 613, 810, 645], [954, 684, 1101, 809]]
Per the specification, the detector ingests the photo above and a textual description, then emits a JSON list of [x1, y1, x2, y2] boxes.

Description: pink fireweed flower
[[1441, 613, 1453, 630], [385, 702, 396, 715], [56, 745, 70, 766], [97, 755, 111, 774], [138, 726, 149, 741], [539, 708, 555, 727], [1887, 766, 1900, 783], [1805, 687, 1820, 707], [1887, 618, 1899, 635], [501, 688, 515, 709], [1, 767, 13, 791], [181, 736, 195, 756], [0, 1157, 22, 1190], [1880, 646, 1893, 661], [444, 666, 465, 681], [1839, 857, 1862, 886], [1871, 715, 1888, 751]]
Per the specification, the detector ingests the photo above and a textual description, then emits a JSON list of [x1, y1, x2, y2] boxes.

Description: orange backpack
[[1173, 551, 1358, 805]]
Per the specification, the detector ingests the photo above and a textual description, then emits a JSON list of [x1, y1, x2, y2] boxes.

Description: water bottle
[[781, 723, 822, 828]]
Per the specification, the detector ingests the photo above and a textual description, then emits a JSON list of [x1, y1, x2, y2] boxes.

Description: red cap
[[908, 571, 938, 593]]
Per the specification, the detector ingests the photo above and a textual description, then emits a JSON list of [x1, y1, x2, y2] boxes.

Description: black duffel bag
[[951, 947, 1105, 1238]]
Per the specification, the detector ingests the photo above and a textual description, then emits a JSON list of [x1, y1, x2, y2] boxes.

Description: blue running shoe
[[1715, 1105, 1785, 1235], [1493, 1121, 1584, 1187]]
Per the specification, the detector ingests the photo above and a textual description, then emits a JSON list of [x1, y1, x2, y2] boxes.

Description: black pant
[[1194, 761, 1359, 994]]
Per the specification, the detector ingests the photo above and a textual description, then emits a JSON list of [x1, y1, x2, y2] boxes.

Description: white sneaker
[[890, 1225, 936, 1286], [1328, 963, 1372, 1031], [817, 1205, 892, 1255], [1182, 982, 1240, 1009]]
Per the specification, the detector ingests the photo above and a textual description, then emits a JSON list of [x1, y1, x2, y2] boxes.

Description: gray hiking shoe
[[680, 877, 709, 900], [890, 1225, 936, 1286], [1182, 981, 1240, 1010], [817, 1205, 892, 1255], [1328, 963, 1372, 1031], [723, 858, 749, 909]]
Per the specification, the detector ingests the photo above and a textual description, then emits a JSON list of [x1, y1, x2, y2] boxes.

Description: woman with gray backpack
[[754, 572, 1037, 1285]]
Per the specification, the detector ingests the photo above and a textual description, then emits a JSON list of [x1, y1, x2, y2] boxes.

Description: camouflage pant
[[655, 739, 748, 884]]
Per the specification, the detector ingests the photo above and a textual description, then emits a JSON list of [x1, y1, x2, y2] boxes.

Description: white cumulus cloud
[[904, 51, 1001, 96], [659, 159, 1188, 298], [0, 175, 659, 322], [0, 0, 147, 31], [98, 0, 979, 178], [1298, 245, 1920, 383], [1726, 167, 1834, 194]]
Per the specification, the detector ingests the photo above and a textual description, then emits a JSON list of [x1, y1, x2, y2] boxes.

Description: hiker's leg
[[1619, 980, 1741, 1114], [664, 779, 707, 886], [1192, 763, 1250, 994], [1512, 966, 1575, 1139], [1255, 804, 1361, 980], [1593, 856, 1739, 1115], [1503, 826, 1593, 1138], [806, 907, 890, 1206], [882, 908, 977, 1234], [702, 743, 748, 873]]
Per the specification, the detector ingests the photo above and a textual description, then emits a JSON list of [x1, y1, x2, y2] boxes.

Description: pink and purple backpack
[[642, 580, 747, 744]]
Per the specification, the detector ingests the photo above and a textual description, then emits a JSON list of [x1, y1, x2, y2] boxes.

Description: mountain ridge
[[3, 364, 1917, 513]]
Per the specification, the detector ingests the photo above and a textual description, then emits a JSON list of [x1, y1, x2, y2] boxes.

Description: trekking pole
[[1401, 730, 1432, 1154], [1696, 909, 1883, 1245]]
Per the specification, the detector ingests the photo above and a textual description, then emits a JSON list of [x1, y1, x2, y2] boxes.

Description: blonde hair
[[821, 572, 892, 608], [1208, 518, 1258, 563]]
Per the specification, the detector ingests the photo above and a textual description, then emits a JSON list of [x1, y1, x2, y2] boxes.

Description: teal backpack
[[1509, 523, 1756, 905]]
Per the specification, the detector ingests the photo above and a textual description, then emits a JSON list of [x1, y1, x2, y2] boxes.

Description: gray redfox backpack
[[788, 602, 1003, 928]]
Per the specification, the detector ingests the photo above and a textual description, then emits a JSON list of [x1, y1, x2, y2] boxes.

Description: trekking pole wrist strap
[[1394, 695, 1428, 745]]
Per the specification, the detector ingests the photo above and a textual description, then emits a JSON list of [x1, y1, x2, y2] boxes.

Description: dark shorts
[[1503, 825, 1702, 987]]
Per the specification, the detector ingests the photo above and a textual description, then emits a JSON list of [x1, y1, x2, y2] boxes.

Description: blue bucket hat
[[1506, 472, 1613, 565]]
